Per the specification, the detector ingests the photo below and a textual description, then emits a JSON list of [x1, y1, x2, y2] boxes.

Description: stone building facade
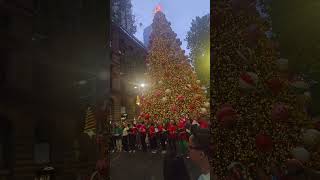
[[0, 0, 110, 179], [110, 22, 147, 123]]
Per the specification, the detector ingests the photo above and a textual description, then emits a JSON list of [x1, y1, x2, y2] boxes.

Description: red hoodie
[[168, 124, 177, 139], [157, 125, 164, 133], [130, 126, 138, 135], [149, 125, 155, 138], [199, 119, 209, 129], [139, 124, 146, 135]]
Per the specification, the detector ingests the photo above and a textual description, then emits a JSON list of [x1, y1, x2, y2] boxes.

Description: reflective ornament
[[271, 103, 289, 121], [239, 72, 258, 90], [158, 80, 163, 84], [291, 147, 310, 162], [165, 89, 171, 94], [200, 108, 207, 114], [216, 104, 238, 128], [204, 102, 210, 108], [196, 80, 201, 84], [302, 129, 320, 147], [161, 97, 168, 102]]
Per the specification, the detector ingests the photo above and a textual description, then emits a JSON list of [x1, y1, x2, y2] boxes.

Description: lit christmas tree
[[139, 5, 209, 123], [211, 0, 320, 178]]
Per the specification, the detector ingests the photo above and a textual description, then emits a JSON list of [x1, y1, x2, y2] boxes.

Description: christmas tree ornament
[[290, 80, 309, 92], [271, 103, 289, 121], [201, 86, 207, 90], [216, 105, 238, 128], [161, 96, 168, 102], [200, 108, 207, 114], [266, 77, 283, 95], [154, 90, 162, 97], [276, 58, 289, 71], [291, 147, 310, 162], [177, 95, 185, 101], [255, 133, 273, 152], [171, 105, 177, 112], [145, 113, 151, 119], [196, 80, 201, 84], [239, 72, 258, 90], [158, 80, 163, 84], [204, 102, 210, 108], [165, 89, 171, 94], [302, 129, 320, 148]]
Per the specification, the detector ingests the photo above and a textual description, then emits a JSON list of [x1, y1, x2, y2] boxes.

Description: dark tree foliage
[[186, 14, 210, 87]]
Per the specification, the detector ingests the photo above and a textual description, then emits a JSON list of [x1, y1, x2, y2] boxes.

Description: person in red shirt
[[168, 120, 177, 153], [129, 123, 138, 153], [139, 121, 147, 152], [178, 118, 188, 156], [157, 121, 167, 154], [149, 123, 157, 153]]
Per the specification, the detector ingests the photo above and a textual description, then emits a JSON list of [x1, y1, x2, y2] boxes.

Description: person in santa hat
[[168, 120, 178, 153]]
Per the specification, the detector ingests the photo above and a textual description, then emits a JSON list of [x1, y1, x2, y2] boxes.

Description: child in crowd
[[168, 120, 177, 153], [114, 123, 123, 152], [149, 122, 157, 153], [129, 123, 137, 153], [122, 123, 129, 152]]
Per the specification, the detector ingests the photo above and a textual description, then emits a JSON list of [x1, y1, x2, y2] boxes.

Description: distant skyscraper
[[143, 25, 152, 48]]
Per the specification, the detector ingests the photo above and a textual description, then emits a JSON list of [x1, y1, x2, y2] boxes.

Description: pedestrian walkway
[[110, 151, 201, 180]]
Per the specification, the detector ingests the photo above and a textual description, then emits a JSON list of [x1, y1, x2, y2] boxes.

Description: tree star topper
[[154, 4, 162, 13]]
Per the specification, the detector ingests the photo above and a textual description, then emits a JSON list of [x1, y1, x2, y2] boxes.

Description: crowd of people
[[109, 117, 209, 156]]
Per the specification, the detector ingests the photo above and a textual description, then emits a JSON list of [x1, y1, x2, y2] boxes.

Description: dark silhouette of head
[[163, 152, 191, 180]]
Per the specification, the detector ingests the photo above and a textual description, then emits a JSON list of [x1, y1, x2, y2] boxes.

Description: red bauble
[[271, 103, 289, 121], [267, 78, 283, 94], [154, 90, 162, 97], [189, 104, 196, 111], [177, 95, 185, 101], [216, 104, 238, 128], [171, 105, 177, 112], [140, 112, 145, 118], [255, 133, 273, 152], [145, 113, 151, 119]]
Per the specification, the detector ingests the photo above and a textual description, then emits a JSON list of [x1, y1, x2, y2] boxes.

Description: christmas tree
[[211, 0, 320, 178], [139, 6, 209, 123]]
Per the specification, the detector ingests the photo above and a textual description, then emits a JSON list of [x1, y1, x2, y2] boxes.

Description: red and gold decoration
[[211, 0, 319, 178], [139, 9, 208, 123]]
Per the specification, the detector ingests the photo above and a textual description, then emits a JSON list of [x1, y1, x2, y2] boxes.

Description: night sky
[[131, 0, 210, 55]]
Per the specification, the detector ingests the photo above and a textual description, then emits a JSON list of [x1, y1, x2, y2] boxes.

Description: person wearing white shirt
[[188, 128, 212, 180]]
